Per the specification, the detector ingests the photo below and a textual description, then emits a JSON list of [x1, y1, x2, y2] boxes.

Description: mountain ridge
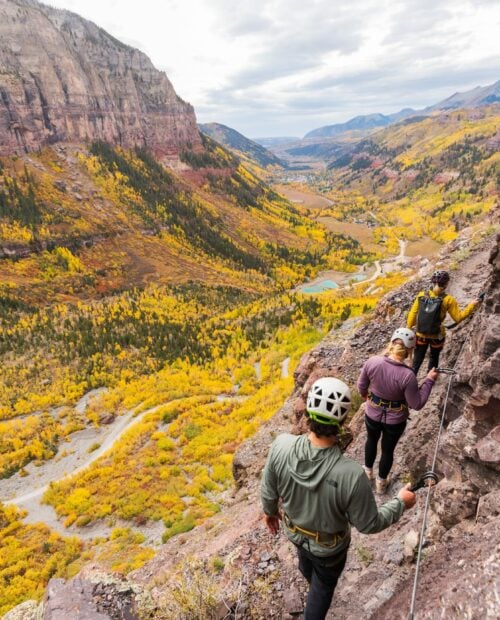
[[0, 0, 201, 158], [294, 80, 500, 143], [199, 122, 288, 169], [304, 108, 415, 139], [425, 79, 500, 112]]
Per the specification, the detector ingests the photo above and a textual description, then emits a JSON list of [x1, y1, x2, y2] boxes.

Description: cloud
[[199, 0, 500, 134], [207, 0, 372, 93], [200, 55, 500, 137], [45, 0, 500, 136], [222, 14, 273, 37]]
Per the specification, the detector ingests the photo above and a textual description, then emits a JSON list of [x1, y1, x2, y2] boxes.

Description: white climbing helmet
[[391, 327, 416, 349], [306, 377, 352, 426]]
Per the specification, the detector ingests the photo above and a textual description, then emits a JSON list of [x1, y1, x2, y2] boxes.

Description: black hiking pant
[[364, 416, 407, 479], [412, 337, 444, 374], [297, 544, 348, 620]]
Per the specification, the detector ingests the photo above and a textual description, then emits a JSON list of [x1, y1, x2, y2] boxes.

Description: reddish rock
[[99, 412, 116, 425], [475, 490, 500, 524], [475, 426, 500, 468], [282, 588, 303, 617], [434, 170, 460, 183], [381, 168, 399, 180], [0, 0, 202, 158], [43, 578, 109, 620], [372, 517, 500, 620], [430, 480, 480, 529]]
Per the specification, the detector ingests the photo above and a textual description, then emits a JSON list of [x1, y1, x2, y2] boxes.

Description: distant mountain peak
[[199, 122, 287, 169], [303, 80, 499, 141], [425, 80, 500, 111], [303, 108, 415, 139]]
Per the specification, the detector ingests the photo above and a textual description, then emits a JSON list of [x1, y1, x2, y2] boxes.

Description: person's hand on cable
[[398, 484, 416, 510], [427, 367, 439, 382], [264, 511, 282, 535]]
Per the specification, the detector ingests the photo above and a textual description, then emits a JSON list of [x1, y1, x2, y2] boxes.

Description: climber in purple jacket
[[357, 328, 438, 494]]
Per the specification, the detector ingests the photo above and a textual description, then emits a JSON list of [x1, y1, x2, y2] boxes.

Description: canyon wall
[[0, 0, 202, 158]]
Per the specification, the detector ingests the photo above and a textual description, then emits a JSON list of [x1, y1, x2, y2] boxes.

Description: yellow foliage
[[0, 503, 82, 616]]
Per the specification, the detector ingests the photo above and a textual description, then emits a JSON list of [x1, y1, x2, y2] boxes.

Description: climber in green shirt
[[261, 376, 416, 620]]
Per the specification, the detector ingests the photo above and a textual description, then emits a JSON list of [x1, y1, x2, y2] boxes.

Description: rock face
[[0, 0, 202, 157]]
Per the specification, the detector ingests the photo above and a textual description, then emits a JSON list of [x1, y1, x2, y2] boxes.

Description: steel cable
[[407, 337, 468, 620]]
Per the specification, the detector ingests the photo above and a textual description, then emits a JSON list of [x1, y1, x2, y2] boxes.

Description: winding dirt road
[[1, 402, 165, 543], [1, 391, 248, 544]]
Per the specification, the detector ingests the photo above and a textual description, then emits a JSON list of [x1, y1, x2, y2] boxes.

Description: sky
[[45, 0, 500, 138]]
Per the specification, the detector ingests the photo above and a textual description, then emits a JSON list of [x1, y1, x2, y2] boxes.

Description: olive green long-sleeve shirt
[[261, 433, 404, 557]]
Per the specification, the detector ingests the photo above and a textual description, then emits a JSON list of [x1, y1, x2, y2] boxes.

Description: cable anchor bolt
[[410, 471, 439, 492]]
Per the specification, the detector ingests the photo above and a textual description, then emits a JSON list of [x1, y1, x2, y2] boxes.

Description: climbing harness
[[416, 336, 445, 348], [368, 392, 408, 425], [368, 393, 406, 411], [407, 337, 468, 620], [283, 514, 346, 549]]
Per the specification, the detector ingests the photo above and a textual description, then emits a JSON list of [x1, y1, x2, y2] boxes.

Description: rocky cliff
[[227, 227, 499, 619], [6, 225, 497, 619], [0, 0, 201, 158]]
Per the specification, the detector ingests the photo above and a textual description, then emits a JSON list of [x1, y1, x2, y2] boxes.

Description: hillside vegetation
[[199, 123, 287, 170], [307, 106, 499, 252], [0, 105, 498, 615], [0, 271, 407, 614], [0, 138, 375, 305]]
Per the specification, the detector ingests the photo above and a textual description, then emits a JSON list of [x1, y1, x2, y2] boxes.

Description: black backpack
[[416, 292, 444, 335]]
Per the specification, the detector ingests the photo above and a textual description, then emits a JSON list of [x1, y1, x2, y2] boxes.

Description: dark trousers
[[297, 544, 348, 620], [412, 338, 444, 374], [364, 416, 407, 479]]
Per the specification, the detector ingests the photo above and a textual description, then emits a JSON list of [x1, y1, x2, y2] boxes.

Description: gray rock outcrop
[[0, 0, 202, 157]]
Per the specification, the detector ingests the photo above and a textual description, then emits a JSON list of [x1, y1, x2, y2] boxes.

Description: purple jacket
[[357, 355, 435, 424]]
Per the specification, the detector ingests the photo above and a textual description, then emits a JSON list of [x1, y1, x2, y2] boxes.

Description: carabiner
[[436, 367, 456, 375]]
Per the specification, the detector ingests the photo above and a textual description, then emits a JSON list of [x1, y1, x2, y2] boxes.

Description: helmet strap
[[307, 411, 342, 426]]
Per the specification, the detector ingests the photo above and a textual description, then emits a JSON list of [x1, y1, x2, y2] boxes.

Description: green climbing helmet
[[306, 377, 352, 426]]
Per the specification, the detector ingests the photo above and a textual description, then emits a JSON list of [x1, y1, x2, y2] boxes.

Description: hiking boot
[[363, 466, 374, 480], [376, 477, 389, 494]]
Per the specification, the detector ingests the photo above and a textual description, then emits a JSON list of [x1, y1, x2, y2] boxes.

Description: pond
[[351, 274, 367, 282], [300, 279, 339, 293]]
